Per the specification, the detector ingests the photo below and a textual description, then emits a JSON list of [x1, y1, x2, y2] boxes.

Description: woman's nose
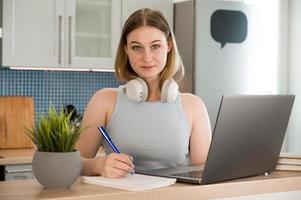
[[142, 49, 152, 62]]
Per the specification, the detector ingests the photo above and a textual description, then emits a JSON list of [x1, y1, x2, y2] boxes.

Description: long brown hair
[[114, 8, 184, 87]]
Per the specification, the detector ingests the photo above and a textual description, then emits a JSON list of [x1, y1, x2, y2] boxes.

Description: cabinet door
[[3, 0, 120, 70], [3, 0, 60, 68], [66, 0, 121, 70], [4, 164, 33, 181]]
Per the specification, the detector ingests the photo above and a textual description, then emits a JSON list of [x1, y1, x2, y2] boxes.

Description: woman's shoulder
[[94, 87, 118, 97], [90, 88, 118, 104], [180, 93, 207, 113], [181, 93, 205, 106]]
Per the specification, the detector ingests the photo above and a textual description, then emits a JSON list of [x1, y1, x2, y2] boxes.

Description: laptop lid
[[201, 94, 295, 184], [138, 95, 295, 185]]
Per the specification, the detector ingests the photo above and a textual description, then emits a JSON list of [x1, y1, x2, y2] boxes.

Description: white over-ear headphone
[[125, 78, 179, 103]]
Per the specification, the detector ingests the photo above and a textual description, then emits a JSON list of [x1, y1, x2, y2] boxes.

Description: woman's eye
[[132, 46, 142, 51], [151, 44, 161, 50]]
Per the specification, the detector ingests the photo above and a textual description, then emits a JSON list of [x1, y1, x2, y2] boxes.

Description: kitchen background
[[0, 68, 119, 122], [1, 0, 301, 154], [0, 0, 175, 123]]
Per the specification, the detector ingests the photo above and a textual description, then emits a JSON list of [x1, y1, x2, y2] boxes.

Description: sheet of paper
[[81, 174, 176, 191]]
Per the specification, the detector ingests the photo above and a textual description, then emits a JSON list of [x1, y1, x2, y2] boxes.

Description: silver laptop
[[137, 95, 295, 184]]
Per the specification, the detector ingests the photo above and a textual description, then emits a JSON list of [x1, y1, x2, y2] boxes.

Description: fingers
[[114, 153, 134, 170], [101, 153, 135, 178]]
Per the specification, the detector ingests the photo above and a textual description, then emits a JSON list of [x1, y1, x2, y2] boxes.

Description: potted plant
[[24, 105, 85, 188]]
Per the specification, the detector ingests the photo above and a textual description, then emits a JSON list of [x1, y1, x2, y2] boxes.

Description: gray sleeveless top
[[104, 86, 191, 171]]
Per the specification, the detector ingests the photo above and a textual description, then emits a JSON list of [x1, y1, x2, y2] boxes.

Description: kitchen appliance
[[174, 0, 194, 93], [0, 96, 34, 149]]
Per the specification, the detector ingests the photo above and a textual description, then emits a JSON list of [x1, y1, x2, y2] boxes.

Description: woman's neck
[[145, 78, 161, 102]]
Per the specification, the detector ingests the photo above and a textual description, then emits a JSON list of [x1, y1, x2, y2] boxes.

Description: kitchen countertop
[[0, 148, 34, 165], [0, 147, 105, 166]]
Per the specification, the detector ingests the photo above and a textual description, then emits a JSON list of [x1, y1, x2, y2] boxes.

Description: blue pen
[[98, 126, 134, 175]]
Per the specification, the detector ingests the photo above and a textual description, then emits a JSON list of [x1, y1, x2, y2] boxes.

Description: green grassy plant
[[24, 106, 85, 152]]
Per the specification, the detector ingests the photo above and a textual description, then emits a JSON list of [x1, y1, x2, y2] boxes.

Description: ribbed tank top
[[105, 86, 191, 171]]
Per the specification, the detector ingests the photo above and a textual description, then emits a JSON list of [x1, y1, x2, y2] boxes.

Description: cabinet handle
[[68, 16, 72, 64], [58, 15, 63, 64], [5, 169, 33, 174], [7, 175, 30, 180]]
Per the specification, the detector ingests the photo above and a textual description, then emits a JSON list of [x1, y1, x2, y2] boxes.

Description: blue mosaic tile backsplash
[[0, 67, 120, 123]]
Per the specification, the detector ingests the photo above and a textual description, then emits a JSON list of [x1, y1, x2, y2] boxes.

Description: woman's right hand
[[95, 153, 135, 178]]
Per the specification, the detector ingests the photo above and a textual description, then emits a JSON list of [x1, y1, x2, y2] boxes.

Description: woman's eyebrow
[[129, 40, 162, 45], [150, 40, 162, 43], [129, 41, 141, 45]]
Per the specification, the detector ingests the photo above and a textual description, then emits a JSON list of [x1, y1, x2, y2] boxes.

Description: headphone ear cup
[[161, 79, 179, 103], [125, 78, 148, 103]]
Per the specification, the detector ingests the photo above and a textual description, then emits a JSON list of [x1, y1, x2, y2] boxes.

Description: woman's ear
[[124, 45, 128, 55], [167, 39, 172, 52]]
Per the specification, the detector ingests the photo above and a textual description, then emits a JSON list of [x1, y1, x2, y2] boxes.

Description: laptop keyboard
[[171, 170, 203, 178]]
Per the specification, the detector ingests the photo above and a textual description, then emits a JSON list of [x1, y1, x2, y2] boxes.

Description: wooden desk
[[1, 171, 301, 200]]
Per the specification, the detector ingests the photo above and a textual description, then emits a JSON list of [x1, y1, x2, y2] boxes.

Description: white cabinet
[[121, 0, 173, 28], [3, 0, 58, 68], [3, 0, 121, 70], [1, 164, 33, 181]]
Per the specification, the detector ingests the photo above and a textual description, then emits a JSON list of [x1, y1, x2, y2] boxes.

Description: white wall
[[286, 0, 301, 153]]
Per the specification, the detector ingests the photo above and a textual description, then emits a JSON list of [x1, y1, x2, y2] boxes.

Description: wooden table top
[[1, 171, 301, 200]]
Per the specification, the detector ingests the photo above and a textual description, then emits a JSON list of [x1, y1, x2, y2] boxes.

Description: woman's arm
[[76, 88, 134, 177], [76, 89, 109, 158], [182, 93, 212, 164]]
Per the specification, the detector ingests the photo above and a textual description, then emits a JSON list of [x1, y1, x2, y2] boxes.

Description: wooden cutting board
[[0, 96, 35, 149]]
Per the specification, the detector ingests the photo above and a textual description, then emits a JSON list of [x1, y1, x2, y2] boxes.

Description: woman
[[76, 8, 211, 178]]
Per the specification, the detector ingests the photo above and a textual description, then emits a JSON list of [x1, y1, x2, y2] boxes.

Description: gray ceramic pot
[[32, 150, 81, 188]]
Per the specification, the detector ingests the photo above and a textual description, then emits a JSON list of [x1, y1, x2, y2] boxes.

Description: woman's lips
[[141, 65, 155, 69]]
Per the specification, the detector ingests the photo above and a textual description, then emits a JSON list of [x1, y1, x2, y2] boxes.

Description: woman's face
[[125, 26, 171, 81]]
